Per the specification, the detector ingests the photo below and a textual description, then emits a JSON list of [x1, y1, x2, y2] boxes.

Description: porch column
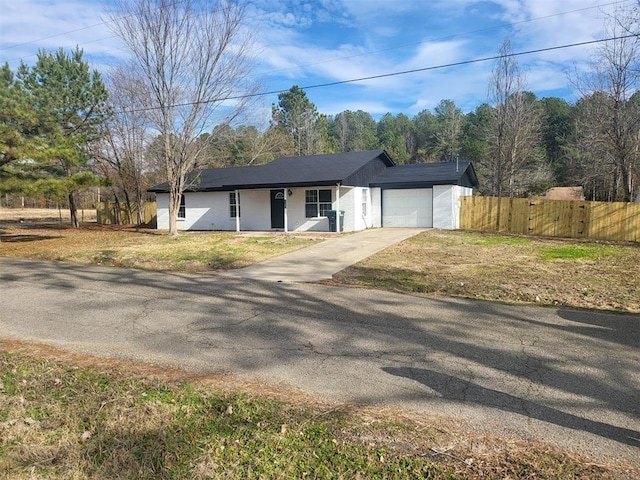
[[336, 184, 341, 233], [235, 189, 240, 232], [283, 188, 288, 233]]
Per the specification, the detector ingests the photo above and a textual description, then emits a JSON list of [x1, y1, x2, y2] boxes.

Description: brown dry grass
[[330, 230, 640, 313], [0, 222, 321, 271], [1, 213, 638, 311], [0, 207, 97, 223]]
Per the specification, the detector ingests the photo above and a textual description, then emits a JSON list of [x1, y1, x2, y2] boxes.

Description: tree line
[[0, 1, 638, 233]]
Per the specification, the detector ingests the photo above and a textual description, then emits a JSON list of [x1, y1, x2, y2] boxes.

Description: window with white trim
[[305, 189, 332, 217], [229, 192, 240, 218], [178, 195, 185, 219], [361, 188, 369, 217]]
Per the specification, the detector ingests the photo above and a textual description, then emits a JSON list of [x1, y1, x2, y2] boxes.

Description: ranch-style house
[[148, 150, 478, 232]]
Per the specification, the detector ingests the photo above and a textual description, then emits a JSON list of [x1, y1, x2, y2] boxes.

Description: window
[[178, 195, 185, 219], [305, 189, 332, 217], [229, 192, 240, 218], [361, 189, 369, 217]]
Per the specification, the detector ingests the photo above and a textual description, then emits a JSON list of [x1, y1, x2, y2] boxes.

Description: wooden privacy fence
[[96, 201, 157, 227], [460, 196, 640, 242]]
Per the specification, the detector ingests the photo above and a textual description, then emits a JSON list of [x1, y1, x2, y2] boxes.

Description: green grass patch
[[333, 230, 639, 312], [0, 348, 622, 480], [538, 244, 621, 261], [0, 351, 455, 479]]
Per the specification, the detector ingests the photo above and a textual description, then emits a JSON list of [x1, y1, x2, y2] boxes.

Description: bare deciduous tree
[[486, 38, 543, 197], [106, 0, 258, 234], [199, 120, 294, 168], [570, 10, 640, 202], [93, 64, 150, 224]]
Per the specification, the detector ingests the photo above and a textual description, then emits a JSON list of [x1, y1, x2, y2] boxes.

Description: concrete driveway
[[0, 257, 638, 467], [226, 228, 425, 282]]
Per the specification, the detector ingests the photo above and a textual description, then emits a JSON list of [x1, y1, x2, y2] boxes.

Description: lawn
[[0, 339, 629, 480], [1, 209, 638, 311], [329, 230, 640, 313], [0, 223, 322, 272]]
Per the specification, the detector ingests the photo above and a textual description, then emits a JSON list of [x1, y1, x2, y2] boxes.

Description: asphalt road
[[1, 257, 638, 467]]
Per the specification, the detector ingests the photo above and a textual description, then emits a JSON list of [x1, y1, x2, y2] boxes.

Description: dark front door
[[270, 189, 285, 229]]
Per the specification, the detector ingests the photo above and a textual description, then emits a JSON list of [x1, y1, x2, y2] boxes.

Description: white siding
[[234, 190, 271, 230], [354, 187, 372, 230], [156, 191, 271, 231], [453, 186, 473, 229], [156, 193, 170, 229], [287, 188, 330, 232], [287, 186, 367, 232], [432, 185, 454, 229], [433, 185, 473, 229], [370, 187, 382, 228], [155, 186, 370, 232], [156, 184, 471, 232]]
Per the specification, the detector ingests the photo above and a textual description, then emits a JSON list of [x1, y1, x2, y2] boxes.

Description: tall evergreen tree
[[433, 99, 465, 162], [329, 110, 378, 152], [376, 113, 416, 164], [0, 63, 37, 171], [539, 97, 575, 185], [16, 48, 108, 226], [273, 85, 329, 155], [413, 109, 437, 162]]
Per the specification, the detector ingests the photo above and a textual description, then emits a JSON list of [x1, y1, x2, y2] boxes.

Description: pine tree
[[16, 47, 108, 226]]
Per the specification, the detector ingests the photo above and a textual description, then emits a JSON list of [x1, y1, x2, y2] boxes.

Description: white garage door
[[382, 188, 433, 227]]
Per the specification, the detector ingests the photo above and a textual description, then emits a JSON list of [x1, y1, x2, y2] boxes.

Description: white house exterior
[[155, 186, 375, 232], [149, 150, 478, 232]]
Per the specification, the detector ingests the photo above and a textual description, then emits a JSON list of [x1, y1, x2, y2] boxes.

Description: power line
[[255, 0, 635, 77], [123, 33, 639, 114], [1, 0, 632, 70]]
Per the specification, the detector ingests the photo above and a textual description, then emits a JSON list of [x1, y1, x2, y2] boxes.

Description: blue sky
[[0, 0, 632, 120]]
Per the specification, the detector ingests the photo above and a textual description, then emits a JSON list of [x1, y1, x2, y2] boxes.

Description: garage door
[[382, 188, 433, 227]]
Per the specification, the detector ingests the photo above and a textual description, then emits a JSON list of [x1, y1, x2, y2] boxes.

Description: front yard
[[1, 208, 638, 312], [0, 223, 321, 272], [329, 230, 640, 313]]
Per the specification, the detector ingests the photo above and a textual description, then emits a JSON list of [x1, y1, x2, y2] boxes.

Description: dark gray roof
[[369, 161, 478, 189], [148, 151, 479, 193], [148, 150, 395, 193]]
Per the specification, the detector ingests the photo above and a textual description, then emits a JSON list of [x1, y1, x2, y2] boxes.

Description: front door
[[270, 189, 285, 229]]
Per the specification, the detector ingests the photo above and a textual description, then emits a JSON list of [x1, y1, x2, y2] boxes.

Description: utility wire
[[1, 0, 633, 69], [255, 0, 635, 76], [122, 33, 639, 114]]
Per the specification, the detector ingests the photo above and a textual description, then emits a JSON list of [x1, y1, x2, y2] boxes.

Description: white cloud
[[1, 0, 632, 119]]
